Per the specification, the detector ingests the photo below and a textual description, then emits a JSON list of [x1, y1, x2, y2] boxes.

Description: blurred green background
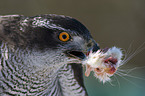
[[0, 0, 145, 96]]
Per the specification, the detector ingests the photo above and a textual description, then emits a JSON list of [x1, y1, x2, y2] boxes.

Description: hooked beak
[[65, 43, 100, 60]]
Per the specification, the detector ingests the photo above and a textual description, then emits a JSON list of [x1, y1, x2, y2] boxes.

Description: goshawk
[[0, 14, 99, 96]]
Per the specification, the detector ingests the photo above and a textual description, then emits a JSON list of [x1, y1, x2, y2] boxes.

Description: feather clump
[[83, 47, 123, 83]]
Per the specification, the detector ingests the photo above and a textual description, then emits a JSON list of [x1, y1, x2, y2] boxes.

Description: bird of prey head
[[0, 14, 99, 96]]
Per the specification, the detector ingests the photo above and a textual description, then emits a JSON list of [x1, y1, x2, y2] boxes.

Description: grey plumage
[[0, 14, 99, 96]]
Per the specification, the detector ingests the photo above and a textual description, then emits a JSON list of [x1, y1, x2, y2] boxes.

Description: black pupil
[[62, 35, 67, 39]]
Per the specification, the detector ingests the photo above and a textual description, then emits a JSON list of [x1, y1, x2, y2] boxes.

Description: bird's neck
[[0, 43, 87, 96], [58, 64, 88, 96]]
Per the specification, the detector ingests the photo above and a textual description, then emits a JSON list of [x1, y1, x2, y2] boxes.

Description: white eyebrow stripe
[[32, 17, 71, 32]]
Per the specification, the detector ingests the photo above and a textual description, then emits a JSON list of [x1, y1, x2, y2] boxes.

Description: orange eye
[[59, 32, 70, 42]]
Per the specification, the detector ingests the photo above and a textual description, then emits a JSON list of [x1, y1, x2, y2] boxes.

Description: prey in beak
[[82, 47, 123, 83]]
